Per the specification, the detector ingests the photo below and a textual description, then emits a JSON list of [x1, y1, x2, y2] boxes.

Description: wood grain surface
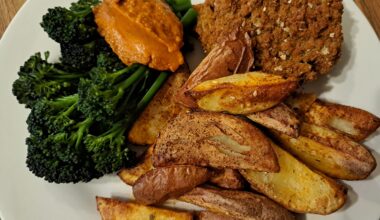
[[0, 0, 379, 38]]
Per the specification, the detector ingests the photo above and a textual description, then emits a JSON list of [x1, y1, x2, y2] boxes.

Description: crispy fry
[[133, 165, 211, 205], [198, 211, 242, 220], [273, 123, 376, 180], [177, 30, 253, 108], [153, 111, 279, 171], [247, 103, 300, 137], [304, 100, 380, 141], [180, 187, 294, 220], [128, 65, 190, 145], [188, 72, 298, 115], [240, 144, 347, 214], [118, 146, 154, 186], [285, 93, 317, 114], [96, 197, 193, 220], [209, 169, 245, 190]]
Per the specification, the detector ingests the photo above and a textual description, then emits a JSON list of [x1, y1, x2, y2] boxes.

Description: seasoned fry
[[304, 100, 380, 141], [240, 144, 347, 214], [188, 72, 299, 114], [273, 123, 376, 180], [285, 93, 317, 114], [177, 30, 253, 108], [198, 211, 241, 220], [180, 187, 294, 220], [96, 197, 193, 220], [118, 146, 154, 186], [247, 103, 300, 137], [209, 169, 245, 190], [128, 66, 190, 145], [153, 111, 279, 171], [133, 165, 211, 205]]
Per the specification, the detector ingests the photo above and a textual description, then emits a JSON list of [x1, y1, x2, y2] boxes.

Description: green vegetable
[[78, 65, 147, 124], [14, 0, 173, 184], [12, 52, 85, 108], [181, 8, 198, 29], [40, 0, 100, 44]]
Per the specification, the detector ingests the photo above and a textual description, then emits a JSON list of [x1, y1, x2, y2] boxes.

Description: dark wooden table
[[1, 0, 379, 38]]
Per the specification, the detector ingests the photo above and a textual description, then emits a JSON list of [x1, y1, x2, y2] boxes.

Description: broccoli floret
[[26, 118, 102, 183], [60, 39, 124, 71], [12, 52, 85, 108], [60, 41, 98, 70], [40, 0, 99, 44], [27, 95, 79, 136], [85, 120, 135, 174], [78, 65, 147, 123]]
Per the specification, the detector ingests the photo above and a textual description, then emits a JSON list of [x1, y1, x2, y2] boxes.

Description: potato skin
[[272, 123, 376, 180], [198, 211, 241, 220], [153, 111, 279, 172], [133, 165, 211, 205], [247, 103, 300, 138], [304, 100, 380, 142], [180, 187, 295, 220], [96, 197, 193, 220], [209, 169, 245, 190]]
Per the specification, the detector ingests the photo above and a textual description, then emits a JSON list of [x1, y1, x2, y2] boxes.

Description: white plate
[[0, 0, 379, 219]]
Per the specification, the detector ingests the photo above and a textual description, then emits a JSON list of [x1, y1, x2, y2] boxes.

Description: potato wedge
[[153, 111, 279, 171], [180, 187, 294, 220], [209, 169, 245, 190], [240, 144, 347, 214], [188, 72, 299, 114], [133, 165, 211, 205], [118, 146, 154, 185], [198, 211, 241, 220], [304, 100, 380, 141], [128, 65, 190, 145], [96, 197, 193, 220], [177, 31, 253, 108], [273, 123, 376, 180], [285, 93, 317, 114], [247, 103, 300, 137]]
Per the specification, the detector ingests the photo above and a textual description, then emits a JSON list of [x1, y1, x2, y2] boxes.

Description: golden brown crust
[[240, 144, 347, 214], [128, 65, 190, 145], [177, 31, 254, 108], [133, 165, 211, 205], [273, 126, 376, 180], [180, 187, 295, 220], [209, 169, 245, 190], [198, 211, 242, 220], [285, 93, 318, 114], [304, 100, 380, 141], [153, 111, 279, 171], [188, 72, 299, 114], [96, 197, 193, 220], [195, 0, 343, 80], [247, 103, 300, 137], [118, 146, 154, 186]]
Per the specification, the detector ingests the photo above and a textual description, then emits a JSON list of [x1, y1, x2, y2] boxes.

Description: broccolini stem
[[136, 71, 169, 112], [53, 94, 79, 108], [110, 64, 138, 81], [74, 118, 94, 148], [169, 0, 192, 12], [49, 68, 86, 79], [181, 8, 197, 28], [117, 65, 148, 91]]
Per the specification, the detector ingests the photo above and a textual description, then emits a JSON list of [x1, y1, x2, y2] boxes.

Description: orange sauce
[[94, 0, 184, 72]]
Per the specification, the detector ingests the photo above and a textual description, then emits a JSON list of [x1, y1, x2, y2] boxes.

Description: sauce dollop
[[94, 0, 184, 71]]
